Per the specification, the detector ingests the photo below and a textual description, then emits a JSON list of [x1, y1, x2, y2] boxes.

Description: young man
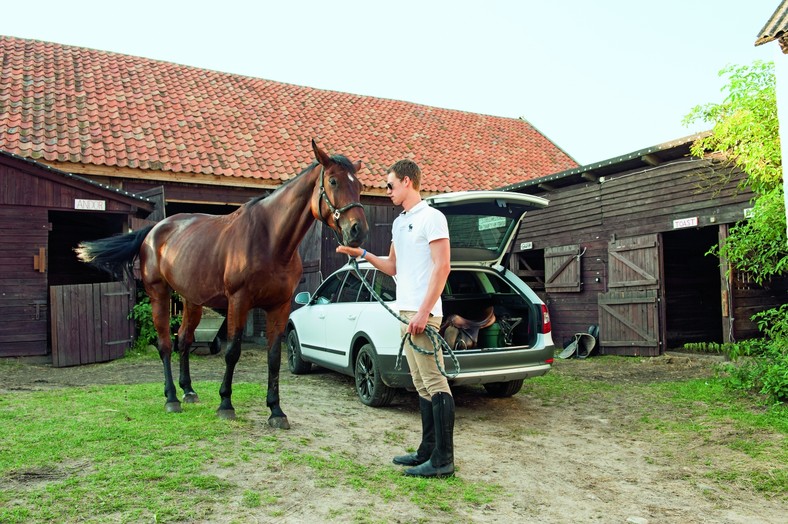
[[336, 159, 454, 478]]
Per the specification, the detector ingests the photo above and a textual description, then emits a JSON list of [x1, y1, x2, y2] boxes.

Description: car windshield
[[445, 214, 516, 254]]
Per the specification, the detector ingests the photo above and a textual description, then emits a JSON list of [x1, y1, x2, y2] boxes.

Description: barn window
[[544, 244, 583, 293]]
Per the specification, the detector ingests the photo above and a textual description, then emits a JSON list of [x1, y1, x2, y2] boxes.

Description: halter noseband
[[317, 165, 364, 227]]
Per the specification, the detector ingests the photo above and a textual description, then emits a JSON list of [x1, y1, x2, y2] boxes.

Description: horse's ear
[[353, 161, 362, 174], [312, 139, 331, 166]]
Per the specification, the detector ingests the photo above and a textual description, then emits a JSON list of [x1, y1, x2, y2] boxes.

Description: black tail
[[74, 226, 154, 281]]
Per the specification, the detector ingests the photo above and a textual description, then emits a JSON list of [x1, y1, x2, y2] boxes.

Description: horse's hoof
[[165, 401, 182, 413], [216, 408, 236, 420], [182, 392, 199, 404], [268, 416, 290, 430]]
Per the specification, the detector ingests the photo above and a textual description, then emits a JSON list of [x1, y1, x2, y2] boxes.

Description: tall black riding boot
[[404, 392, 455, 478], [393, 396, 435, 466]]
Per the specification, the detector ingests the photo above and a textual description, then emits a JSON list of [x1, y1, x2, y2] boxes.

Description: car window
[[445, 214, 514, 253], [357, 269, 373, 302], [446, 271, 483, 294], [372, 271, 396, 302], [337, 270, 365, 303], [314, 271, 346, 304]]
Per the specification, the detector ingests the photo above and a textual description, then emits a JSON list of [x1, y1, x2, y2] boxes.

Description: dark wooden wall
[[513, 158, 768, 353], [0, 157, 148, 358]]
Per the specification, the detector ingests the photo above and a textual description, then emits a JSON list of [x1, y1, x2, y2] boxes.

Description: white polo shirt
[[392, 200, 449, 316]]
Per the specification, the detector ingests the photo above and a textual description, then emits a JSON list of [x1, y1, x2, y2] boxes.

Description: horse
[[76, 140, 368, 428]]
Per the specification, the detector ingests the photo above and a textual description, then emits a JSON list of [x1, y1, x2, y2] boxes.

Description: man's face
[[386, 171, 408, 205]]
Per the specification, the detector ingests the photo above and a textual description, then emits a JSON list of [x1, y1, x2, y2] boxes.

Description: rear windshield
[[445, 214, 515, 254]]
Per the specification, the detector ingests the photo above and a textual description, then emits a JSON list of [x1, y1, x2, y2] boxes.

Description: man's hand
[[408, 310, 430, 335]]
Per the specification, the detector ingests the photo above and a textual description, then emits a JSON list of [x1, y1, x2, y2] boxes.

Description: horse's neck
[[251, 166, 318, 260]]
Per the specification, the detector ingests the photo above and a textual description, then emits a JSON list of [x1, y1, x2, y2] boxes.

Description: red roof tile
[[0, 36, 578, 192]]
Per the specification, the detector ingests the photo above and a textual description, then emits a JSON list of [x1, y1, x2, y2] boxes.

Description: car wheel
[[286, 329, 311, 374], [354, 343, 396, 407], [483, 379, 524, 397], [209, 336, 222, 355]]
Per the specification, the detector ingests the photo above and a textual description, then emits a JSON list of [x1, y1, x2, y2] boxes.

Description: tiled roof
[[0, 35, 578, 193]]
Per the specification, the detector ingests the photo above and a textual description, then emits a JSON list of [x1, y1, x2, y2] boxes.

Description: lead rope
[[346, 257, 460, 379]]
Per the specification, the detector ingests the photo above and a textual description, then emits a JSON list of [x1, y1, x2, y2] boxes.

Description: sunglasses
[[386, 176, 408, 191]]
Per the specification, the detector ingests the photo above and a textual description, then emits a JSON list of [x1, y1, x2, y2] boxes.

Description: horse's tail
[[74, 225, 154, 282]]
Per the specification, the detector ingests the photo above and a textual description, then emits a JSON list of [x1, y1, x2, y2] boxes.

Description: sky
[[0, 0, 781, 165]]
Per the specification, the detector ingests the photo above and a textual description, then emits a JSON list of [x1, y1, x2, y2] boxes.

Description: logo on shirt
[[408, 224, 413, 232]]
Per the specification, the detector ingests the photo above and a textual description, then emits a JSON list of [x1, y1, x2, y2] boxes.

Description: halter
[[316, 165, 364, 243]]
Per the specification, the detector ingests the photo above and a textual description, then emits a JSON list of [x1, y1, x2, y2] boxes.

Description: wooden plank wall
[[50, 282, 133, 367], [516, 182, 605, 346], [0, 204, 50, 356], [515, 159, 759, 349]]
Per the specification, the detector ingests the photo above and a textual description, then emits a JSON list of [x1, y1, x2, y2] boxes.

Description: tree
[[683, 60, 787, 284], [683, 60, 787, 404]]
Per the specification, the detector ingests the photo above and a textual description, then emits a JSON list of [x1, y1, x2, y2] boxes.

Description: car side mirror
[[294, 291, 311, 305]]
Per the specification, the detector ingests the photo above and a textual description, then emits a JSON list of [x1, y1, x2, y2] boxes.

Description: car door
[[322, 267, 370, 368], [296, 270, 346, 365]]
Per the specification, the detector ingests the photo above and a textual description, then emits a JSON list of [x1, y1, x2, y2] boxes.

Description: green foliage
[[721, 305, 788, 404], [129, 292, 181, 351], [683, 61, 781, 194], [684, 60, 787, 285], [683, 60, 788, 404]]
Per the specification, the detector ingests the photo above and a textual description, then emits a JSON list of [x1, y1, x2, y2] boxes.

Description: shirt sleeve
[[425, 209, 449, 243]]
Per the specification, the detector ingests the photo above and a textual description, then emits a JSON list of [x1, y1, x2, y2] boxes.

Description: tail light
[[541, 304, 551, 334]]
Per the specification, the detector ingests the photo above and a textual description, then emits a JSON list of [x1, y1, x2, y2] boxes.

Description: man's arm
[[407, 237, 451, 335], [336, 244, 397, 276]]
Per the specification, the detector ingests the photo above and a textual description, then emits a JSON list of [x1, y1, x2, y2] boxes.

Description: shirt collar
[[401, 200, 428, 215]]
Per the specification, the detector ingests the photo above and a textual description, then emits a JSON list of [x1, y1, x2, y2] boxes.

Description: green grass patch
[[0, 381, 502, 522]]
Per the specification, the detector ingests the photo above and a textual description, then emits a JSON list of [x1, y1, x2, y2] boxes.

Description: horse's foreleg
[[265, 305, 290, 429], [217, 329, 242, 419], [177, 303, 202, 404], [149, 291, 180, 413]]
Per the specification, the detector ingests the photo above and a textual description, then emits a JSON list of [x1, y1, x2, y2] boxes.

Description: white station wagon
[[285, 191, 555, 406]]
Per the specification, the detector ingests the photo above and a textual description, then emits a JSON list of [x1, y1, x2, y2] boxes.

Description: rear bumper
[[379, 344, 554, 388]]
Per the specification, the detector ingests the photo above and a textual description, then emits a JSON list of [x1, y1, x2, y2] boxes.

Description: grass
[[0, 379, 498, 523], [1, 355, 785, 522]]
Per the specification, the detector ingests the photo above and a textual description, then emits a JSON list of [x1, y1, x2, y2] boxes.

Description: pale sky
[[1, 0, 779, 165]]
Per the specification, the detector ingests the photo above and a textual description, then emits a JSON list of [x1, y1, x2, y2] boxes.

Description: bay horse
[[76, 140, 368, 428]]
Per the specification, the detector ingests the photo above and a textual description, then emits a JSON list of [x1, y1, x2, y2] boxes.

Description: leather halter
[[316, 165, 364, 230]]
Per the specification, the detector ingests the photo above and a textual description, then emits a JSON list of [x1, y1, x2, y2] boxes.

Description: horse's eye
[[329, 177, 338, 187]]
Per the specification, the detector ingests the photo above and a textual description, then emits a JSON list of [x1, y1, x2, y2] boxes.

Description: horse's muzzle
[[342, 218, 369, 248]]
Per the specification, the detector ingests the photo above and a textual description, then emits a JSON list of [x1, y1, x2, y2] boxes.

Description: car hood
[[425, 191, 548, 267]]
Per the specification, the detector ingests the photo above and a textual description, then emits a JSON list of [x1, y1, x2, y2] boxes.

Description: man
[[336, 159, 454, 478]]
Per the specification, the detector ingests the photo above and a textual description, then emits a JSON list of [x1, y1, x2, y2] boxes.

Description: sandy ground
[[1, 346, 785, 523]]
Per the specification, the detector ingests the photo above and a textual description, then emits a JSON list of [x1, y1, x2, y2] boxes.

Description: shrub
[[129, 292, 182, 352], [720, 304, 788, 405]]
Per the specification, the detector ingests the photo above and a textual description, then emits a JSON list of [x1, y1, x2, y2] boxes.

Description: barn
[[503, 135, 787, 356], [0, 150, 154, 360], [0, 35, 577, 361]]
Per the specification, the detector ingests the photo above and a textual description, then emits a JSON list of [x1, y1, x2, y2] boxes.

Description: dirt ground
[[2, 345, 785, 523]]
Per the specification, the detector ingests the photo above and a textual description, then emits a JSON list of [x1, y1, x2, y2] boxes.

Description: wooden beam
[[538, 182, 555, 191], [641, 154, 661, 166], [581, 171, 599, 183]]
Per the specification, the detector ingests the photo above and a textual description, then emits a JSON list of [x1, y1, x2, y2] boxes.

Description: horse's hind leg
[[265, 303, 290, 429], [177, 302, 202, 403], [148, 287, 181, 413]]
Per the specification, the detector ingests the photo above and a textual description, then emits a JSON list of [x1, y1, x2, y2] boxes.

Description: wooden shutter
[[545, 245, 582, 292], [608, 234, 659, 288], [598, 289, 660, 356]]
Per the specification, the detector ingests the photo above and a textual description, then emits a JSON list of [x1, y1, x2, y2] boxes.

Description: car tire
[[483, 379, 524, 397], [286, 329, 312, 374], [354, 343, 396, 407], [209, 336, 222, 355]]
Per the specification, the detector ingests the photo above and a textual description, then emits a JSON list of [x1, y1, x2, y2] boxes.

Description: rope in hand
[[346, 256, 460, 379]]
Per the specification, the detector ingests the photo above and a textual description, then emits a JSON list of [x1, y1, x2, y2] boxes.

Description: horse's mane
[[245, 155, 356, 207]]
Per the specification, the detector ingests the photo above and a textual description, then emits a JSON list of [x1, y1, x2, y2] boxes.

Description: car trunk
[[441, 268, 538, 351]]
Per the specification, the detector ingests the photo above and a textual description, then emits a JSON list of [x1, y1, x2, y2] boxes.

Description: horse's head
[[311, 140, 369, 247]]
